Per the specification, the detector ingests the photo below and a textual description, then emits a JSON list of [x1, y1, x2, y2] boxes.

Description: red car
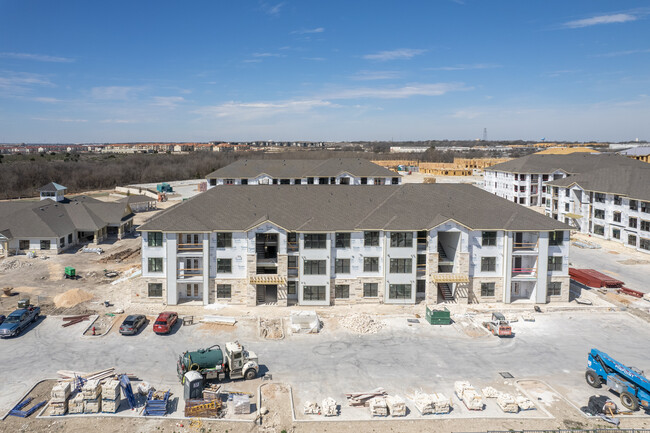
[[153, 312, 178, 334]]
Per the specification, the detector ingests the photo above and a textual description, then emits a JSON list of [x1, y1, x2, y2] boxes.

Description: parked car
[[119, 314, 146, 335], [153, 312, 178, 334], [0, 306, 40, 338], [0, 315, 5, 325]]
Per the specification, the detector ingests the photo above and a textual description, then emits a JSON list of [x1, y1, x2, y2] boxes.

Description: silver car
[[119, 314, 146, 335]]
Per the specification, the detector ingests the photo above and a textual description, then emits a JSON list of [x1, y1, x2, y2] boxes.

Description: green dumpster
[[64, 266, 76, 279], [425, 305, 451, 325]]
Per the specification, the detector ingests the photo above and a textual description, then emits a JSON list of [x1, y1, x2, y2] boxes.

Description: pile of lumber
[[57, 368, 118, 383], [345, 387, 387, 407], [386, 395, 406, 417], [62, 315, 91, 328], [413, 391, 450, 415], [455, 381, 483, 411], [321, 398, 338, 417]]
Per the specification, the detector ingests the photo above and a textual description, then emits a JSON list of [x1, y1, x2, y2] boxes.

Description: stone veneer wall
[[546, 275, 570, 303], [468, 277, 504, 304], [330, 277, 385, 305], [133, 278, 167, 304], [208, 278, 249, 305], [425, 252, 439, 304]]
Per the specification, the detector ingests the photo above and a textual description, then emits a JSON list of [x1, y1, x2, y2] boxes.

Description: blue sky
[[1, 1, 649, 143]]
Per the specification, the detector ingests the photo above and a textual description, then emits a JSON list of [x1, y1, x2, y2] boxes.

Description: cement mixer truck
[[177, 341, 259, 383]]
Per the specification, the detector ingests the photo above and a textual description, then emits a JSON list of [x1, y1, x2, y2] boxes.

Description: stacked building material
[[68, 393, 84, 414], [368, 397, 389, 417], [101, 379, 121, 413], [481, 386, 499, 398], [202, 384, 221, 401], [321, 398, 338, 417], [82, 380, 102, 414], [49, 382, 71, 415], [386, 395, 406, 417], [232, 394, 251, 414], [413, 391, 450, 415], [8, 397, 47, 418], [516, 395, 535, 410], [345, 388, 387, 406], [496, 393, 519, 413], [184, 399, 222, 418], [303, 401, 320, 415], [454, 381, 483, 411], [430, 393, 451, 414], [62, 315, 91, 327], [58, 368, 119, 383], [143, 389, 170, 416]]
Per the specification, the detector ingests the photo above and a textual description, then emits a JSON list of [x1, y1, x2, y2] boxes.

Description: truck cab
[[224, 341, 258, 380]]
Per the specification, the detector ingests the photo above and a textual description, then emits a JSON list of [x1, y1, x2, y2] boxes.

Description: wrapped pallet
[[232, 394, 251, 414], [102, 398, 120, 413], [454, 381, 483, 410], [68, 393, 85, 414], [516, 395, 535, 410], [414, 391, 435, 415], [496, 393, 519, 413], [84, 398, 102, 414], [454, 381, 472, 398], [82, 379, 102, 400], [321, 398, 338, 417], [430, 393, 451, 414], [51, 382, 71, 403], [102, 379, 121, 400], [481, 386, 499, 398], [368, 396, 388, 417], [303, 401, 320, 415], [386, 395, 406, 417], [50, 400, 67, 416]]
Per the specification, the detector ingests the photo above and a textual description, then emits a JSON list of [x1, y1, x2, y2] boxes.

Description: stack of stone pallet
[[386, 395, 406, 417], [321, 398, 338, 417], [82, 379, 102, 413], [413, 391, 450, 415], [50, 382, 71, 416], [516, 395, 535, 410], [368, 396, 389, 417], [101, 379, 121, 413], [68, 393, 85, 414], [454, 381, 483, 411], [496, 393, 519, 413]]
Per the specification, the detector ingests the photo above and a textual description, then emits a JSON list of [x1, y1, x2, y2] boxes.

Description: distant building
[[38, 182, 67, 202], [618, 146, 650, 164]]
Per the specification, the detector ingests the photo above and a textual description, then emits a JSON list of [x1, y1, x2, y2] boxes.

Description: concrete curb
[[1, 377, 53, 421]]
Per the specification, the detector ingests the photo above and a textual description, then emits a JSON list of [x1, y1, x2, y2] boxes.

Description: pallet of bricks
[[50, 382, 71, 416], [101, 379, 121, 413], [345, 388, 406, 418], [82, 380, 102, 414], [54, 368, 121, 415]]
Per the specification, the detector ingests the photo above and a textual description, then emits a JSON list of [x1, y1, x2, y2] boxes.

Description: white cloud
[[291, 27, 325, 35], [351, 70, 401, 81], [152, 96, 185, 108], [252, 52, 285, 58], [596, 48, 650, 57], [302, 57, 326, 61], [32, 117, 87, 122], [194, 99, 336, 119], [363, 48, 426, 61], [32, 97, 64, 103], [428, 63, 501, 71], [261, 2, 284, 16], [0, 52, 74, 63], [564, 13, 637, 29], [324, 82, 469, 99], [0, 72, 53, 94], [100, 119, 139, 124], [90, 86, 143, 100]]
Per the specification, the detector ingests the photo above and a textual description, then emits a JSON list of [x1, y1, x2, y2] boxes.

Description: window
[[148, 283, 163, 297], [612, 228, 620, 240], [542, 174, 549, 181], [288, 256, 298, 276], [364, 257, 379, 272], [629, 217, 638, 228], [225, 179, 234, 185], [641, 220, 650, 232], [594, 193, 606, 203], [548, 256, 563, 271], [303, 285, 326, 301], [279, 179, 290, 185], [565, 203, 570, 212], [593, 225, 605, 235], [59, 237, 65, 247], [148, 257, 163, 272], [642, 202, 650, 213], [389, 258, 412, 273], [272, 179, 278, 184], [641, 238, 650, 251], [416, 280, 426, 294], [294, 179, 302, 185], [392, 177, 399, 185], [19, 240, 29, 250], [481, 282, 495, 297], [547, 282, 561, 296], [148, 232, 163, 247], [330, 177, 336, 184], [335, 258, 350, 274], [241, 179, 248, 185], [613, 212, 621, 223], [628, 234, 637, 246], [360, 177, 367, 185], [335, 285, 349, 299], [390, 232, 413, 248], [304, 260, 326, 275], [68, 233, 73, 244], [318, 177, 328, 184], [216, 284, 231, 298], [549, 231, 564, 246], [565, 188, 570, 197], [364, 231, 380, 247], [40, 240, 51, 250], [304, 233, 327, 249], [481, 257, 496, 272], [594, 209, 605, 219], [630, 200, 638, 211], [482, 231, 497, 246], [374, 178, 383, 185], [614, 195, 622, 205], [335, 233, 350, 248], [216, 232, 232, 248], [307, 177, 314, 184], [363, 283, 378, 297], [186, 284, 199, 297], [216, 258, 232, 273], [389, 284, 411, 300], [287, 281, 297, 295]]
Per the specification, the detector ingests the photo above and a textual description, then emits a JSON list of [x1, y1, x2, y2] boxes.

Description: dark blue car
[[0, 307, 40, 338]]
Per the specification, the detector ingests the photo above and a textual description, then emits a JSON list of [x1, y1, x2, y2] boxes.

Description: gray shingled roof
[[618, 146, 650, 157], [205, 158, 397, 179], [486, 153, 647, 174], [0, 197, 134, 240], [139, 184, 570, 232], [118, 194, 156, 204], [38, 182, 67, 192], [546, 167, 650, 202]]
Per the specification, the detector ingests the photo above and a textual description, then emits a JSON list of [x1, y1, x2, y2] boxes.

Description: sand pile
[[340, 313, 385, 334], [54, 288, 94, 308]]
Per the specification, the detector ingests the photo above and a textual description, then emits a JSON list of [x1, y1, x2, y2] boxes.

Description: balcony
[[177, 243, 203, 254], [177, 268, 203, 280], [417, 263, 426, 278], [512, 267, 537, 279], [287, 241, 299, 253]]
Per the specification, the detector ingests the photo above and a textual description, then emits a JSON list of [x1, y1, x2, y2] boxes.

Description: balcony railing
[[512, 267, 537, 277], [177, 243, 203, 252], [178, 268, 203, 279], [416, 263, 426, 277], [288, 266, 298, 277], [513, 241, 538, 251], [287, 241, 299, 252]]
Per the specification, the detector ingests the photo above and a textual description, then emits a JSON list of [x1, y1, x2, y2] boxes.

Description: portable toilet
[[183, 371, 204, 400]]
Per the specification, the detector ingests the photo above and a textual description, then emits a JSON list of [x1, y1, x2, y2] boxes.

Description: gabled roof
[[618, 146, 650, 157], [205, 158, 397, 179], [118, 194, 156, 205], [546, 167, 650, 202], [38, 182, 67, 192], [486, 153, 647, 174], [139, 184, 570, 233]]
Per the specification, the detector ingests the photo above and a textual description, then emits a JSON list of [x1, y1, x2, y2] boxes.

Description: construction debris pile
[[413, 391, 451, 415], [259, 318, 283, 339], [454, 381, 483, 411], [0, 259, 32, 272], [53, 289, 94, 309], [340, 314, 385, 334], [289, 311, 321, 334]]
